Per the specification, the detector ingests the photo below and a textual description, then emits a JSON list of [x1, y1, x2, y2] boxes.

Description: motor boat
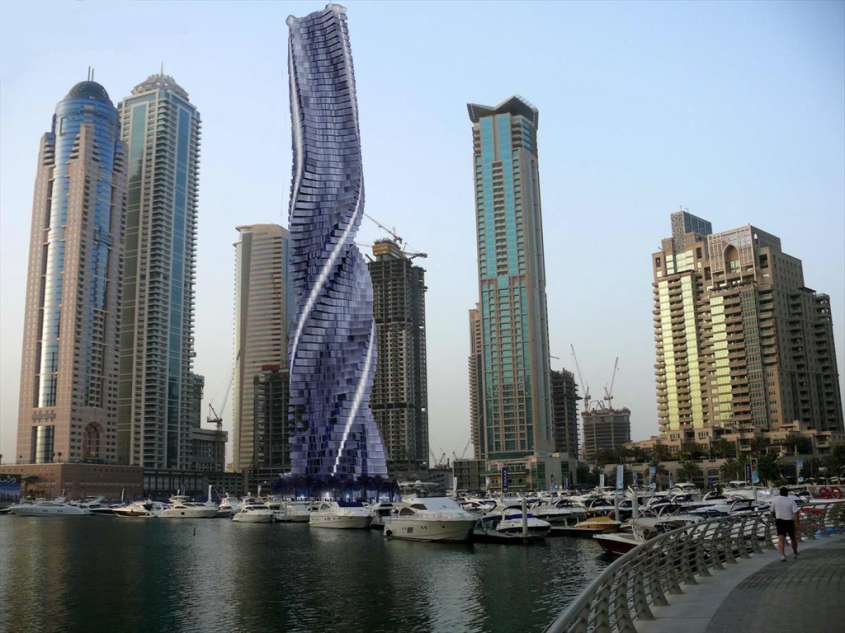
[[217, 493, 240, 518], [9, 498, 92, 517], [113, 500, 166, 518], [531, 497, 587, 527], [593, 524, 648, 556], [383, 497, 476, 542], [309, 501, 372, 529], [232, 499, 275, 523], [69, 496, 116, 515], [473, 505, 552, 542], [369, 501, 395, 528], [460, 498, 497, 514], [159, 495, 219, 519], [271, 500, 312, 523]]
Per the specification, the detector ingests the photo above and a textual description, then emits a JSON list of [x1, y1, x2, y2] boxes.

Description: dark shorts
[[776, 518, 795, 538]]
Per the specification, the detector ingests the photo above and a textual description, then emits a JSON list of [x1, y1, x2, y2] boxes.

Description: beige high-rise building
[[232, 224, 290, 473], [17, 79, 127, 464], [652, 210, 843, 454]]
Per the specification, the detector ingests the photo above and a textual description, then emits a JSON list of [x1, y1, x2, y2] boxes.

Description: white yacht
[[272, 500, 313, 523], [369, 501, 395, 528], [531, 498, 587, 527], [474, 505, 552, 541], [113, 500, 167, 518], [159, 495, 219, 519], [232, 499, 274, 523], [383, 497, 476, 542], [309, 501, 371, 529], [9, 498, 92, 517], [217, 493, 240, 518]]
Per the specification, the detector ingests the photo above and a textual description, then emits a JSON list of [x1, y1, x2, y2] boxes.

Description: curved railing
[[544, 501, 845, 633]]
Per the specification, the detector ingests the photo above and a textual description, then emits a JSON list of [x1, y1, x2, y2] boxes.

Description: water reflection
[[0, 518, 607, 633]]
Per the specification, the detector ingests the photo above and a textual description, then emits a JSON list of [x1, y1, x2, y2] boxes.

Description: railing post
[[762, 513, 775, 549], [693, 522, 712, 577]]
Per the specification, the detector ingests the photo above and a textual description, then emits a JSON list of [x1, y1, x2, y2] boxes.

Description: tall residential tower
[[467, 96, 554, 476], [117, 73, 201, 469], [286, 4, 387, 479], [232, 224, 290, 474], [17, 79, 127, 464], [652, 210, 843, 454], [368, 239, 429, 473]]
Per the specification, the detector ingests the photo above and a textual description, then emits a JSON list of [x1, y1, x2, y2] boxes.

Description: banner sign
[[501, 467, 509, 492], [616, 464, 624, 490]]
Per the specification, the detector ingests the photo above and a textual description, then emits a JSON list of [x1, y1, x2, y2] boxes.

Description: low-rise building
[[0, 463, 143, 500], [452, 458, 485, 492]]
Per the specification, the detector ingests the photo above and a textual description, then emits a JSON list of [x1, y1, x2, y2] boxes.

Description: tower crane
[[364, 213, 403, 246], [207, 351, 239, 430], [603, 356, 619, 410], [570, 344, 591, 413]]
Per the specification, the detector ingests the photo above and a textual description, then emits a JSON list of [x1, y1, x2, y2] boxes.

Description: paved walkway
[[636, 533, 845, 633]]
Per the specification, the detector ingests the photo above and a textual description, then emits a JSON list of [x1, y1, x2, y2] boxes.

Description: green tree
[[652, 443, 672, 463], [678, 460, 702, 483], [756, 453, 781, 484]]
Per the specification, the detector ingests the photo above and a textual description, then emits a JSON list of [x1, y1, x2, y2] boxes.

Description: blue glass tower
[[286, 4, 387, 479]]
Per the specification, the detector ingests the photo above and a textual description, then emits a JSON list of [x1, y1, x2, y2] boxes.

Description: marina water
[[0, 516, 608, 633]]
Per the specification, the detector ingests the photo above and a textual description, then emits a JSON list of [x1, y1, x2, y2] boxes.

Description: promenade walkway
[[636, 534, 845, 633]]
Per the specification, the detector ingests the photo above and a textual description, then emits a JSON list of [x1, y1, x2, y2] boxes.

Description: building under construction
[[368, 239, 430, 473], [582, 407, 631, 461], [550, 368, 579, 457]]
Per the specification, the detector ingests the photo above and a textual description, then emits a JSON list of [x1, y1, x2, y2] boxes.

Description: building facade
[[468, 95, 554, 467], [250, 365, 291, 476], [582, 408, 632, 461], [185, 373, 227, 473], [468, 305, 484, 459], [652, 210, 843, 454], [286, 4, 387, 479], [368, 239, 429, 472], [232, 224, 290, 473], [550, 368, 579, 457], [117, 72, 201, 469], [17, 79, 127, 465]]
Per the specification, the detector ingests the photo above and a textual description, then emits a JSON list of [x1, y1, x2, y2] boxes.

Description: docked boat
[[159, 495, 219, 519], [369, 501, 395, 528], [232, 499, 275, 523], [532, 497, 587, 527], [113, 500, 167, 518], [217, 493, 240, 518], [554, 515, 621, 537], [272, 500, 313, 523], [593, 525, 646, 556], [9, 498, 92, 517], [473, 505, 552, 542], [309, 501, 371, 529], [383, 497, 476, 542]]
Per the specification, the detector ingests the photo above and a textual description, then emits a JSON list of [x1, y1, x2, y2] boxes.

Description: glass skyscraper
[[117, 73, 201, 469], [286, 4, 387, 479], [468, 96, 554, 464], [17, 79, 127, 464]]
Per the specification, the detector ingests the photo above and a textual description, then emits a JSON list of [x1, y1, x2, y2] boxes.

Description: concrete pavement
[[635, 533, 845, 633]]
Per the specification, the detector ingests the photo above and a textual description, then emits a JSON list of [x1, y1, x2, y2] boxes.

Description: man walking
[[771, 486, 800, 561]]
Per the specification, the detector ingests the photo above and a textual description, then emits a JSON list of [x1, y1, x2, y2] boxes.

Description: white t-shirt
[[771, 495, 798, 521]]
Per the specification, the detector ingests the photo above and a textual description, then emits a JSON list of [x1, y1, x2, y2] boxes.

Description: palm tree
[[678, 460, 702, 484]]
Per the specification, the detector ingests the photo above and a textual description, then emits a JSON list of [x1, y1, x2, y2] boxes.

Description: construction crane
[[570, 344, 591, 412], [452, 438, 472, 462], [364, 213, 403, 246], [603, 356, 619, 410], [207, 351, 238, 430]]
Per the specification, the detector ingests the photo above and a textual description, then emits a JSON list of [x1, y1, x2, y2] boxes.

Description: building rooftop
[[130, 72, 190, 100], [65, 81, 113, 105], [467, 95, 539, 126]]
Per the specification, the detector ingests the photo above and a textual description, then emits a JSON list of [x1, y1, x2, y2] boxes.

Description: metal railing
[[545, 501, 845, 633]]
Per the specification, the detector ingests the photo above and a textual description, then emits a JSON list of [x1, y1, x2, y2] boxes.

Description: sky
[[1, 1, 843, 465]]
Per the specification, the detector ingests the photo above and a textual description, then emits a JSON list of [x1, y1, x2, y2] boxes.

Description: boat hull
[[384, 519, 475, 542], [593, 533, 641, 556], [309, 514, 371, 529], [159, 507, 219, 519], [232, 512, 274, 523], [11, 506, 91, 517]]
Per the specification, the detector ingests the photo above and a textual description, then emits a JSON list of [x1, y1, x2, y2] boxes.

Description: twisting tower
[[286, 4, 387, 479]]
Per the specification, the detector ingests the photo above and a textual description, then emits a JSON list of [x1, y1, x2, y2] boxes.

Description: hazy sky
[[1, 1, 843, 464]]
